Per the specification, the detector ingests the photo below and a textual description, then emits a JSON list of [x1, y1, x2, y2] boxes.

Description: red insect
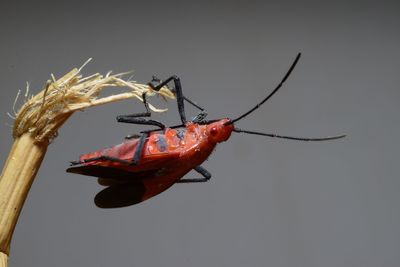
[[67, 53, 345, 208]]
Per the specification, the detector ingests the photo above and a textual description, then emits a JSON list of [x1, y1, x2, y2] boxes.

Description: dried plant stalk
[[0, 252, 6, 267], [0, 64, 174, 267], [0, 134, 47, 257]]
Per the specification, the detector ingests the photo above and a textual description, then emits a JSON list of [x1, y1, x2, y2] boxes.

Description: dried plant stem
[[0, 63, 174, 267], [0, 134, 46, 257], [0, 252, 7, 267]]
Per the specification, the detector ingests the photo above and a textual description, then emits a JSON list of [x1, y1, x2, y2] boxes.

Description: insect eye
[[210, 127, 218, 136]]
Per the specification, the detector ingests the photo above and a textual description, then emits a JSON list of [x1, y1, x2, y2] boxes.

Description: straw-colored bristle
[[12, 66, 175, 144]]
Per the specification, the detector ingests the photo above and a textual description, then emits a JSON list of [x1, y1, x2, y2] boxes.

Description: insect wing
[[94, 179, 177, 208], [94, 166, 190, 208], [94, 182, 147, 208], [68, 152, 190, 208]]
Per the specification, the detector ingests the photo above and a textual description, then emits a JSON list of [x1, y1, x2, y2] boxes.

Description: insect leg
[[116, 116, 166, 130], [148, 75, 206, 124], [70, 155, 132, 166], [116, 92, 166, 130], [117, 93, 167, 138], [115, 92, 152, 120], [131, 132, 149, 165], [177, 166, 212, 183], [123, 92, 152, 118], [70, 131, 148, 167], [150, 75, 205, 111]]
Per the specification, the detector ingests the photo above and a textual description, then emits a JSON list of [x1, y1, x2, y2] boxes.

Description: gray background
[[0, 1, 399, 266]]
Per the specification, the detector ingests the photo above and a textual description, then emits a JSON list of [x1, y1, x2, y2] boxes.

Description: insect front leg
[[177, 166, 212, 183]]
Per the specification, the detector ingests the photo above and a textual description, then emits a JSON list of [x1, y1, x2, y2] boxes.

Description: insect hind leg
[[177, 166, 211, 183], [70, 155, 132, 166]]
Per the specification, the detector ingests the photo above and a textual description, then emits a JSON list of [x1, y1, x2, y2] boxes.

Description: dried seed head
[[12, 62, 175, 144]]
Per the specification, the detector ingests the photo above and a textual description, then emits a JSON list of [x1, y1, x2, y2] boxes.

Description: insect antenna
[[226, 53, 301, 125], [233, 128, 346, 141]]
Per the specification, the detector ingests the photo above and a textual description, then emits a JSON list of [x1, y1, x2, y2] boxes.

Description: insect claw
[[148, 75, 172, 91], [151, 75, 161, 83], [125, 133, 141, 140], [192, 111, 208, 123]]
